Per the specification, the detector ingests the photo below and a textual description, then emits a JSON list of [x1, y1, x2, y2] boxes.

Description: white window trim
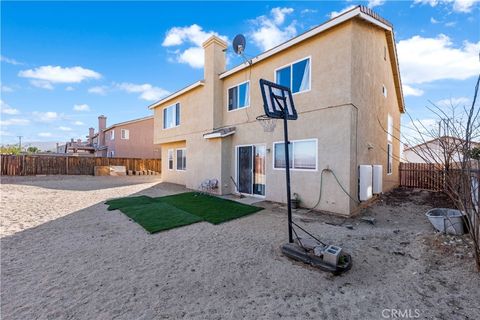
[[226, 80, 250, 112], [175, 148, 186, 171], [274, 56, 312, 96], [387, 142, 393, 175], [110, 130, 115, 140], [121, 129, 129, 140], [272, 138, 318, 171], [167, 149, 174, 171], [162, 102, 180, 130]]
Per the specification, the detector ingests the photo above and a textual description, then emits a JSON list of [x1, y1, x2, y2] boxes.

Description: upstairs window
[[163, 103, 180, 129], [387, 114, 393, 142], [121, 129, 129, 140], [275, 57, 311, 94], [110, 130, 115, 140], [228, 81, 250, 111]]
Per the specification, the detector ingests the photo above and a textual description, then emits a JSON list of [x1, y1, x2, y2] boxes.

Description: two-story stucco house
[[90, 115, 159, 159], [149, 6, 405, 216]]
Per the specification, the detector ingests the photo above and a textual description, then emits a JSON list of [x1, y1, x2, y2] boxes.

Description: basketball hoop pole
[[283, 108, 294, 243]]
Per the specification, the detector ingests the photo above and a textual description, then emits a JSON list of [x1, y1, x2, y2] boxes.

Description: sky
[[1, 0, 479, 146]]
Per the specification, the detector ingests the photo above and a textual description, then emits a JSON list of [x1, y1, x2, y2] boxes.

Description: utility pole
[[17, 135, 23, 151]]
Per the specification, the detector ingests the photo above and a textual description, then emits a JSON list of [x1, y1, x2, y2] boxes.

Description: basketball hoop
[[256, 114, 277, 132]]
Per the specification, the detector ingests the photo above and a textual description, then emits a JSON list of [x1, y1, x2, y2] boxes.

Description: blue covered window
[[275, 58, 311, 94]]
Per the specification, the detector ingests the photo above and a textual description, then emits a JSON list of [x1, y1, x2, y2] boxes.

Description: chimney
[[202, 36, 227, 129], [98, 115, 107, 147], [98, 115, 107, 131], [88, 127, 95, 145]]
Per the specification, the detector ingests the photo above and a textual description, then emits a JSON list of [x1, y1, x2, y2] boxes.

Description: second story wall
[[221, 21, 355, 127], [105, 118, 158, 158]]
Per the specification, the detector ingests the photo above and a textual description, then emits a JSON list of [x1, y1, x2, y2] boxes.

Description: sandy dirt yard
[[1, 176, 479, 320]]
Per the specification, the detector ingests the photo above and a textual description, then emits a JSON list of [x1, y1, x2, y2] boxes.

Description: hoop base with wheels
[[256, 114, 277, 132], [281, 243, 352, 275]]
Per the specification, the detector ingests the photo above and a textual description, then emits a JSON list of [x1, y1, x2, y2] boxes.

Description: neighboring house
[[403, 136, 480, 164], [57, 139, 95, 155], [90, 115, 159, 158], [149, 6, 404, 216]]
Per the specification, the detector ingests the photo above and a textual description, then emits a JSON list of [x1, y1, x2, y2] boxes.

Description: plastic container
[[425, 208, 465, 235]]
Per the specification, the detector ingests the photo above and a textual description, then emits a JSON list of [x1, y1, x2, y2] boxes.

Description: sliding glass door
[[237, 145, 266, 196]]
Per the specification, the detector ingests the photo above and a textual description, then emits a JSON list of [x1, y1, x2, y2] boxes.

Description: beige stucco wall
[[350, 19, 402, 193], [161, 140, 187, 185], [104, 118, 158, 159], [151, 17, 403, 216]]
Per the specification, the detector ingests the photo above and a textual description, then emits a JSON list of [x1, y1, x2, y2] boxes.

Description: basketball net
[[256, 114, 277, 132]]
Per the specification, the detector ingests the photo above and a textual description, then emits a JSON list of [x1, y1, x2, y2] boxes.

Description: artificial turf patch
[[119, 202, 203, 233], [105, 195, 156, 211], [105, 192, 263, 233], [156, 192, 264, 224]]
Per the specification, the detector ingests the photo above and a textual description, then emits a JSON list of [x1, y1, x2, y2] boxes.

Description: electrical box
[[359, 165, 373, 201], [372, 165, 383, 194]]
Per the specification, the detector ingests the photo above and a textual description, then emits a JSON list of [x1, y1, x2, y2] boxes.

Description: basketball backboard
[[259, 79, 298, 120]]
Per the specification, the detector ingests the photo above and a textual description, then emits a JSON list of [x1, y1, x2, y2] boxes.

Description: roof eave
[[148, 81, 205, 110]]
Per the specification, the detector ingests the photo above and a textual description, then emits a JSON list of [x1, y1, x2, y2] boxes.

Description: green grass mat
[[119, 202, 203, 233], [105, 192, 263, 233], [156, 192, 264, 224], [105, 195, 156, 211]]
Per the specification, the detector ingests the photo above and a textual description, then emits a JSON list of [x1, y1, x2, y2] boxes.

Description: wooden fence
[[399, 162, 445, 190], [0, 155, 161, 176]]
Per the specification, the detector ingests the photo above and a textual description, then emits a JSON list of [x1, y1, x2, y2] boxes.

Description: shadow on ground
[[1, 181, 479, 320]]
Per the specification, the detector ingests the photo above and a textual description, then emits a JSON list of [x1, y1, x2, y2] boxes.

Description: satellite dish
[[233, 34, 246, 55]]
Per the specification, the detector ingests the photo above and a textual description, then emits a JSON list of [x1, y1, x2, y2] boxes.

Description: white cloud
[[329, 5, 357, 19], [430, 17, 440, 24], [1, 85, 14, 92], [65, 86, 75, 91], [368, 0, 386, 8], [162, 24, 228, 68], [402, 85, 425, 97], [436, 97, 470, 107], [58, 126, 72, 131], [301, 9, 318, 14], [30, 79, 54, 90], [397, 35, 480, 85], [177, 47, 205, 69], [0, 100, 20, 115], [73, 104, 90, 112], [444, 21, 457, 27], [250, 7, 297, 51], [18, 66, 101, 90], [414, 0, 479, 13], [0, 118, 30, 126], [88, 85, 108, 95], [73, 121, 84, 126], [0, 55, 23, 65], [116, 82, 170, 101], [271, 7, 294, 25], [38, 132, 53, 137], [32, 111, 60, 122], [0, 130, 13, 136]]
